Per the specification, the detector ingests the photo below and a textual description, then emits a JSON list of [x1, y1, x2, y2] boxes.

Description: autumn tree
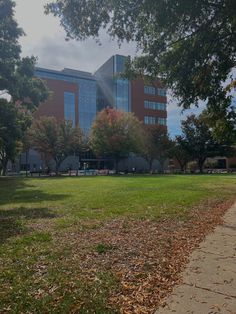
[[90, 108, 143, 173], [29, 117, 84, 175], [46, 0, 236, 140]]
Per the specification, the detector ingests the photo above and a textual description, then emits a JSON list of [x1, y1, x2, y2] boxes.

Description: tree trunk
[[159, 160, 165, 174], [114, 158, 119, 174], [55, 162, 60, 176], [2, 158, 8, 176], [148, 159, 153, 174], [25, 150, 29, 177], [180, 163, 185, 173], [198, 159, 205, 173], [55, 159, 63, 176]]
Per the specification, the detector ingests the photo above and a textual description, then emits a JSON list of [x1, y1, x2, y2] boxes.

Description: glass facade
[[114, 55, 130, 112], [64, 92, 75, 127], [77, 79, 97, 135], [144, 85, 167, 96], [144, 100, 166, 111], [115, 78, 130, 112], [95, 55, 130, 113], [35, 69, 97, 136], [144, 86, 156, 95], [144, 116, 167, 126]]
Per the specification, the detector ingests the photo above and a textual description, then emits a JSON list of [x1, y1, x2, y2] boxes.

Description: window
[[157, 88, 167, 96], [144, 116, 167, 125], [144, 100, 166, 111], [144, 85, 156, 95], [158, 117, 167, 126], [64, 92, 75, 127]]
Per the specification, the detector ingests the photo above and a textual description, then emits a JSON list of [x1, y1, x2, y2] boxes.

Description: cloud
[[14, 0, 137, 72], [14, 0, 206, 136], [25, 32, 137, 72]]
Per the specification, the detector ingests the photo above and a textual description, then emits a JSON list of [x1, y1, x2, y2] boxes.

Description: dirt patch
[[54, 198, 235, 314]]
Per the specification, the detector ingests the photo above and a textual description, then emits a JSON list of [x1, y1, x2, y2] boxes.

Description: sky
[[14, 0, 202, 137]]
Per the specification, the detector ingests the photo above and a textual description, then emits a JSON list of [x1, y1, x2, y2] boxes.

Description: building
[[35, 55, 167, 134], [19, 55, 167, 172]]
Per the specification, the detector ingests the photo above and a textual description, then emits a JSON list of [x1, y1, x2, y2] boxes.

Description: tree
[[0, 100, 29, 175], [90, 108, 143, 173], [46, 0, 236, 139], [0, 0, 48, 109], [142, 125, 171, 173], [29, 117, 84, 175], [180, 114, 232, 173], [169, 136, 191, 173], [0, 0, 49, 175]]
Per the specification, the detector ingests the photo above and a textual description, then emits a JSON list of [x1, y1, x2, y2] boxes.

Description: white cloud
[[14, 0, 137, 72]]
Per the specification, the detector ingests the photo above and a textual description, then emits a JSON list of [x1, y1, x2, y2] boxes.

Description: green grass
[[0, 174, 236, 313]]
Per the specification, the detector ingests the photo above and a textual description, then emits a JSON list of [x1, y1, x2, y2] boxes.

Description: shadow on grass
[[0, 178, 69, 244], [0, 177, 69, 206], [0, 207, 57, 245]]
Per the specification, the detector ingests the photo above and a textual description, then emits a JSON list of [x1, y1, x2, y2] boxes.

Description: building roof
[[35, 67, 95, 81]]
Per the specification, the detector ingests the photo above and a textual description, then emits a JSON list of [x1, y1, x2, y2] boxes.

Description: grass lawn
[[0, 174, 236, 313]]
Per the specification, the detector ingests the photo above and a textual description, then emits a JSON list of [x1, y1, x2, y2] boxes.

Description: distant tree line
[[27, 108, 235, 175]]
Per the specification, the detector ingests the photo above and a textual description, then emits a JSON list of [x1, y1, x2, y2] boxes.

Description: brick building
[[19, 55, 167, 172]]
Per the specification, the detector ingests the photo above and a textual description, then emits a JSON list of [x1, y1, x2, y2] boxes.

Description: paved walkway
[[156, 202, 236, 314]]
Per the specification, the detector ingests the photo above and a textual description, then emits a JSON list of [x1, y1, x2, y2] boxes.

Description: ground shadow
[[0, 177, 69, 206], [0, 177, 68, 244], [0, 206, 58, 245]]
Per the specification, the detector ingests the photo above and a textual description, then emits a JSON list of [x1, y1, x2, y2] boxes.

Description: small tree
[[169, 136, 191, 173], [143, 126, 172, 173], [29, 117, 83, 175], [180, 114, 232, 173], [142, 125, 171, 173], [90, 108, 143, 173]]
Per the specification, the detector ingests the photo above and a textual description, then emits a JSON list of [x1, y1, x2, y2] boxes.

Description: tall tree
[[90, 108, 143, 173], [29, 117, 84, 175], [180, 114, 232, 173], [0, 100, 29, 175], [0, 0, 48, 109], [0, 0, 49, 175], [46, 0, 236, 139]]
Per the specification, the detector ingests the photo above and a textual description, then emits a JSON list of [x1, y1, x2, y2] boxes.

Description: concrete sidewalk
[[156, 202, 236, 314]]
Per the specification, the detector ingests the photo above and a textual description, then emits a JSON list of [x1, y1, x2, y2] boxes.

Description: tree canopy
[[0, 99, 29, 175], [180, 114, 233, 172], [0, 0, 49, 175], [142, 125, 171, 172], [0, 0, 48, 110], [90, 108, 143, 172], [29, 117, 84, 174], [46, 0, 236, 139]]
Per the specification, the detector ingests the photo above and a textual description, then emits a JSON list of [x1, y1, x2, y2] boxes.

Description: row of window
[[144, 85, 167, 96], [144, 100, 166, 111], [144, 116, 167, 126]]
